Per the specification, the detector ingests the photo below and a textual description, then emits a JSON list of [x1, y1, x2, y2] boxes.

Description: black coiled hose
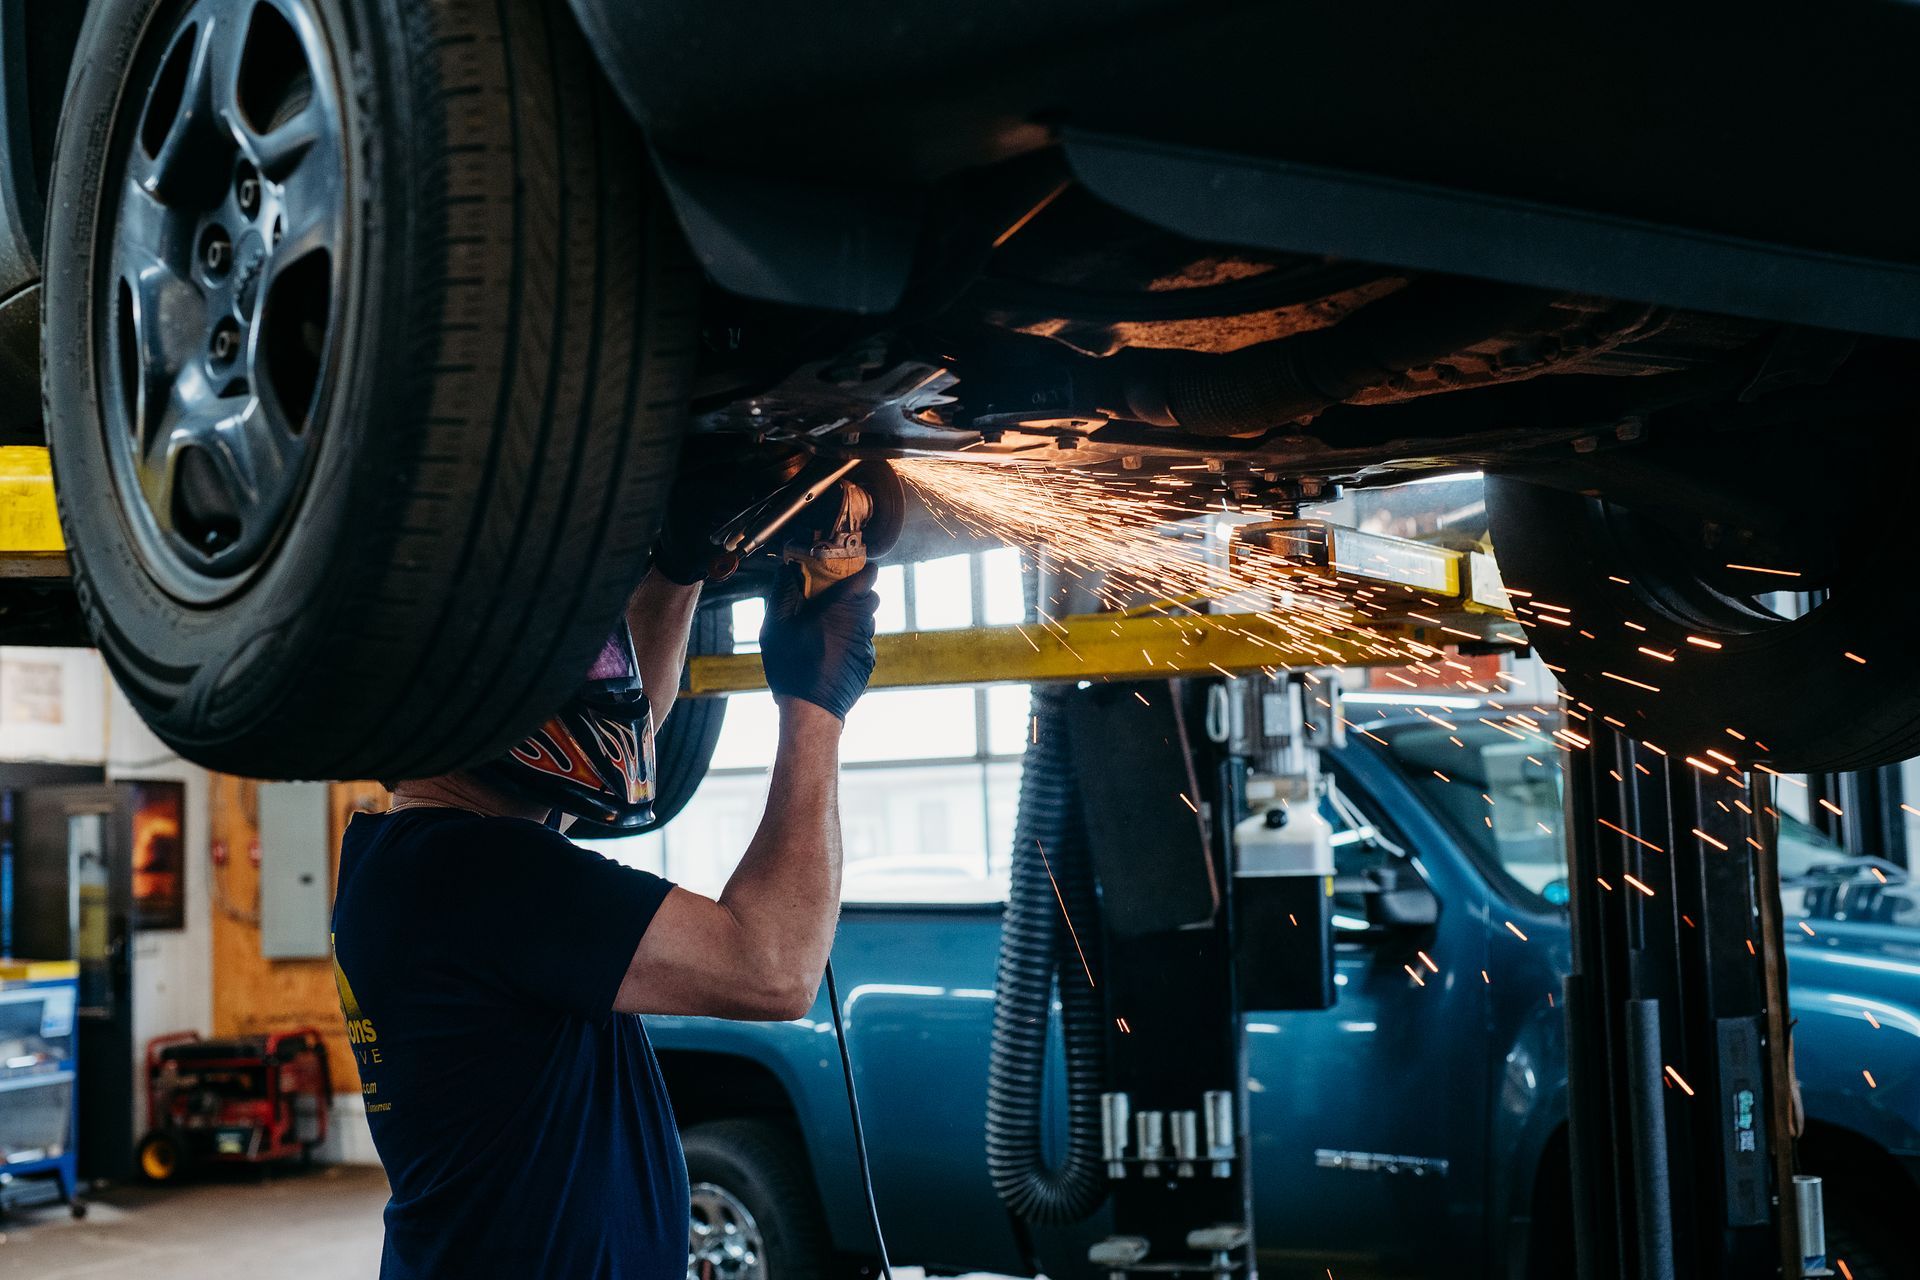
[[985, 685, 1107, 1224]]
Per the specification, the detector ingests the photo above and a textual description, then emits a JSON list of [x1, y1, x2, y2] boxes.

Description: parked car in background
[[647, 704, 1920, 1280]]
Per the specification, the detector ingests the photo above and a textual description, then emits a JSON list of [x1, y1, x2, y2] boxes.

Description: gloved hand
[[650, 447, 804, 586], [759, 563, 881, 721]]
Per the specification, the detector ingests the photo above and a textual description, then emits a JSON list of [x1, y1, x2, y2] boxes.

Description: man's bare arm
[[613, 698, 843, 1019], [626, 570, 702, 731]]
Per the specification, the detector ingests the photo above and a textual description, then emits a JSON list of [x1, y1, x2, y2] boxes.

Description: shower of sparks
[[888, 454, 1826, 894], [895, 456, 1458, 669]]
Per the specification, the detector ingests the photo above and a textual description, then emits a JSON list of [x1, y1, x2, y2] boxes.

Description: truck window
[[1367, 713, 1862, 914]]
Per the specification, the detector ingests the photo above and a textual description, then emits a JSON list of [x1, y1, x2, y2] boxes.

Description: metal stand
[[1068, 680, 1256, 1279], [1563, 729, 1802, 1279]]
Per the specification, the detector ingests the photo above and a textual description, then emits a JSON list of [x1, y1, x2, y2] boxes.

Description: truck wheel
[[1486, 474, 1920, 772], [684, 1119, 834, 1280], [1819, 1173, 1917, 1280], [43, 0, 696, 780]]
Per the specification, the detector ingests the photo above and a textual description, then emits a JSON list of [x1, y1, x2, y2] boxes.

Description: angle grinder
[[709, 458, 905, 599]]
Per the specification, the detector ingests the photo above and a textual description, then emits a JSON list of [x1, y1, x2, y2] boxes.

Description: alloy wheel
[[688, 1181, 768, 1280], [99, 0, 346, 602]]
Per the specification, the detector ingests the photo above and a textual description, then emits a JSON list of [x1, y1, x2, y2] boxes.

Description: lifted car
[[2, 0, 1917, 779]]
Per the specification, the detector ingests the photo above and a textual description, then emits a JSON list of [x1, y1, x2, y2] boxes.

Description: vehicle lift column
[[1065, 670, 1340, 1280], [1562, 728, 1816, 1279]]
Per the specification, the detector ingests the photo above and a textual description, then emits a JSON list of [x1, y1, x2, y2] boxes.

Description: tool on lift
[[1210, 671, 1343, 1011], [707, 457, 905, 596]]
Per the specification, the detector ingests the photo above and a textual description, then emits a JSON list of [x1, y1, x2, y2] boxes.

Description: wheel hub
[[99, 0, 345, 601], [687, 1182, 767, 1280]]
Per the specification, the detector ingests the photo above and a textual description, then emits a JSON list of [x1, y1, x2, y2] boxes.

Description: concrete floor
[[0, 1166, 1002, 1280], [0, 1164, 389, 1280]]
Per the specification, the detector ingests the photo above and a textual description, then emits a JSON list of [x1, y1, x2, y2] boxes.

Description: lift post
[[1562, 729, 1806, 1279]]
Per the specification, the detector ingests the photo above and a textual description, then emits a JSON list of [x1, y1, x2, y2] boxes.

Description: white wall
[[104, 683, 214, 1138], [0, 645, 107, 762]]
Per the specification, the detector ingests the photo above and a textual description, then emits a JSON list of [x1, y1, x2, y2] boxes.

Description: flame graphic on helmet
[[586, 715, 648, 803], [509, 718, 603, 788]]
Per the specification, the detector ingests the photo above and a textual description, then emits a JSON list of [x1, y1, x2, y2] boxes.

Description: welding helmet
[[477, 623, 656, 829]]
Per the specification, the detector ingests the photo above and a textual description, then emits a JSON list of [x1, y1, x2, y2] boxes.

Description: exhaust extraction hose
[[986, 685, 1107, 1224]]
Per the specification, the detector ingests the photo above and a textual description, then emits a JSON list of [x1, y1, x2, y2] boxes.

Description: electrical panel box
[[258, 782, 331, 959]]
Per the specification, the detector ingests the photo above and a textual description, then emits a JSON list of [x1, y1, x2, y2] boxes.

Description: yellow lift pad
[[0, 446, 67, 577]]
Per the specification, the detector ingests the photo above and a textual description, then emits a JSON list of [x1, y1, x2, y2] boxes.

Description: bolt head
[[237, 177, 260, 216], [1120, 455, 1143, 471]]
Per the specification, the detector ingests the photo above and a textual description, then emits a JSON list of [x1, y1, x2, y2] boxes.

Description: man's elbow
[[739, 971, 819, 1022]]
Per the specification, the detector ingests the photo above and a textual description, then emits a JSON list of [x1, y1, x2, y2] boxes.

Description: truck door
[[1247, 764, 1490, 1279]]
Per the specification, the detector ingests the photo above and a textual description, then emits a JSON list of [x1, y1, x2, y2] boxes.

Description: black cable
[[825, 960, 894, 1280]]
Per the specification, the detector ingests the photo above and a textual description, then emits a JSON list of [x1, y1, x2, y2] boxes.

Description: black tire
[[44, 0, 697, 779], [1813, 1168, 1920, 1280], [683, 1118, 835, 1280], [1486, 475, 1920, 772]]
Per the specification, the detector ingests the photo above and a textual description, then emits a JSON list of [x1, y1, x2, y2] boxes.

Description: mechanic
[[329, 475, 880, 1280]]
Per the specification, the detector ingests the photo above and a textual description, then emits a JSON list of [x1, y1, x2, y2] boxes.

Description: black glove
[[759, 563, 881, 721], [650, 448, 804, 586]]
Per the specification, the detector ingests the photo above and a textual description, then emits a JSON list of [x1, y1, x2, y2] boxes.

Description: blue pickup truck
[[647, 706, 1920, 1280]]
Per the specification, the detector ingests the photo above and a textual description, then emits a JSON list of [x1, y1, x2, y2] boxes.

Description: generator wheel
[[138, 1129, 187, 1183]]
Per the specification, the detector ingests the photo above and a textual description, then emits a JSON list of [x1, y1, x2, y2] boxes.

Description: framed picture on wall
[[130, 780, 185, 931]]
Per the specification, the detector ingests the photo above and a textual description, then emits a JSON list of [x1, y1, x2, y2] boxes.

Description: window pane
[[980, 547, 1026, 625], [660, 773, 773, 897], [913, 555, 973, 630], [984, 760, 1023, 885], [730, 598, 764, 652], [841, 762, 1005, 904], [985, 684, 1033, 758], [875, 564, 908, 634], [709, 692, 779, 770], [840, 687, 977, 763]]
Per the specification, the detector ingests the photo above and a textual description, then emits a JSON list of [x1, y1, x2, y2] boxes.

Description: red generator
[[137, 1029, 332, 1182]]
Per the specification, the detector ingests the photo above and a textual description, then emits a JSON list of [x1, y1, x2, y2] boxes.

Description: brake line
[[824, 960, 894, 1280]]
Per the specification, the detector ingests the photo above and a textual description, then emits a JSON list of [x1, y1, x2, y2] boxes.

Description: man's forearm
[[715, 699, 845, 1005], [627, 570, 703, 730]]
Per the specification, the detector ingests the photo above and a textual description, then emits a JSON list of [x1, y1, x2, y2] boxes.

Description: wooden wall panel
[[208, 776, 386, 1091]]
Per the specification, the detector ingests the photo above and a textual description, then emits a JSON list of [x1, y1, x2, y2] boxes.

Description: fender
[[1487, 995, 1570, 1279], [646, 1007, 877, 1255], [1787, 984, 1920, 1158]]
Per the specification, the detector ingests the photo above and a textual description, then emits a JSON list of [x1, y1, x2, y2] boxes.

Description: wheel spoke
[[243, 99, 325, 181], [111, 203, 206, 456], [136, 21, 227, 206]]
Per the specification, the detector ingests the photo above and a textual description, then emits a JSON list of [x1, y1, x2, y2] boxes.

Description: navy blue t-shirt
[[331, 808, 685, 1279]]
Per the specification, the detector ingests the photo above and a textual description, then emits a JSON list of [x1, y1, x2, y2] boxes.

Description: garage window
[[592, 549, 1030, 905]]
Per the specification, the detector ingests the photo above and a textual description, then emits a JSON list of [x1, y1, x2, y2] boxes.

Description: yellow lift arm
[[687, 521, 1521, 694]]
